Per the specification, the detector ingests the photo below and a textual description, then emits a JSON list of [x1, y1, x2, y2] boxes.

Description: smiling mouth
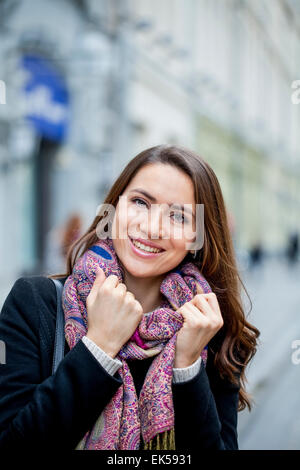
[[129, 237, 165, 253]]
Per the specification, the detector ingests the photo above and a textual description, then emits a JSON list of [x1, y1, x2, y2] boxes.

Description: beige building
[[127, 0, 300, 252]]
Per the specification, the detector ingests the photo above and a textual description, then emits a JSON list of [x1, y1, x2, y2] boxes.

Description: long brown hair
[[49, 144, 260, 412]]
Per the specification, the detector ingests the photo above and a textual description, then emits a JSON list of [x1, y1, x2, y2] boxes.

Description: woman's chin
[[121, 260, 156, 278]]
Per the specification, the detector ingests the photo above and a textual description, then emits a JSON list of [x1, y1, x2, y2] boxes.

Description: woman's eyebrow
[[129, 188, 195, 218]]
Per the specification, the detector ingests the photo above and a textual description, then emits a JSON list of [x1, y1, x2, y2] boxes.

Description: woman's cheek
[[170, 236, 187, 255], [127, 204, 138, 220], [129, 204, 145, 221], [171, 225, 190, 246], [183, 225, 197, 248], [113, 212, 126, 239], [117, 204, 138, 238]]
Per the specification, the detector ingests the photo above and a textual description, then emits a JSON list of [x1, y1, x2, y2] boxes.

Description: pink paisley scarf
[[62, 237, 212, 450]]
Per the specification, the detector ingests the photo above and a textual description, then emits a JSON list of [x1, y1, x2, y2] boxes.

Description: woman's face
[[111, 163, 197, 279]]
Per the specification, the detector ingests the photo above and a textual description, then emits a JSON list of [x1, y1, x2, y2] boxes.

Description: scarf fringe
[[143, 428, 175, 450]]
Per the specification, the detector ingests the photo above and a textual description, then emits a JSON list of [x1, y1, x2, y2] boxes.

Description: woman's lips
[[132, 237, 164, 250], [129, 237, 165, 259]]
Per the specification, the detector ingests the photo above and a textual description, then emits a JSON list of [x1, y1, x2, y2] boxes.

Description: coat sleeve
[[172, 348, 241, 450], [0, 277, 123, 450]]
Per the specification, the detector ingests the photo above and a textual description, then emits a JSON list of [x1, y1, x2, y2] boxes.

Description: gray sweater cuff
[[82, 336, 202, 383], [82, 336, 122, 376], [172, 355, 202, 383]]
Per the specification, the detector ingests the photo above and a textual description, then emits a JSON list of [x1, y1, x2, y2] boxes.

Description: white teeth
[[132, 239, 162, 253]]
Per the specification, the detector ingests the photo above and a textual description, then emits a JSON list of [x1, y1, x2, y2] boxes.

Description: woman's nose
[[141, 206, 167, 239]]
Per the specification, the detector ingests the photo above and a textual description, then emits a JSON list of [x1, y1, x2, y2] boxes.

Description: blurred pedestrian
[[61, 213, 82, 260], [286, 232, 299, 264], [249, 241, 264, 269], [44, 213, 82, 274]]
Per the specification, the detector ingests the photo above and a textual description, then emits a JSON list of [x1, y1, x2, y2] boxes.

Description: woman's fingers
[[194, 283, 217, 317], [191, 292, 224, 329], [178, 302, 208, 328], [102, 274, 119, 289], [116, 282, 127, 294], [202, 293, 221, 316], [93, 267, 107, 288], [195, 283, 220, 317], [192, 294, 212, 316], [89, 271, 119, 305], [87, 267, 107, 303]]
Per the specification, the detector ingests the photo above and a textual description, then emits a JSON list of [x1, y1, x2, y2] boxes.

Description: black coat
[[0, 275, 240, 450]]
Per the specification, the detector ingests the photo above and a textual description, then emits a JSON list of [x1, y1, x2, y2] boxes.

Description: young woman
[[0, 144, 259, 450]]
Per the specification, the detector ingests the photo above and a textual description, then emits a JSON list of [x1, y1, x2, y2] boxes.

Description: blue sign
[[21, 54, 69, 142]]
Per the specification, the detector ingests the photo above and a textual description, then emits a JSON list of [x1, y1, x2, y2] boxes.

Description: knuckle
[[116, 283, 126, 293], [212, 317, 223, 330], [195, 296, 205, 306], [135, 304, 143, 315], [100, 285, 110, 295], [126, 290, 134, 297], [185, 317, 194, 326], [180, 305, 190, 315], [114, 289, 123, 299], [125, 292, 135, 302]]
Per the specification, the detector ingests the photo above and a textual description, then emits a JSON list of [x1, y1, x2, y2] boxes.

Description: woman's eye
[[131, 198, 188, 224], [171, 212, 186, 223], [132, 197, 148, 208]]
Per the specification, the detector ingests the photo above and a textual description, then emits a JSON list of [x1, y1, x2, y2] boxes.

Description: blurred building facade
[[0, 0, 299, 303], [130, 0, 300, 255]]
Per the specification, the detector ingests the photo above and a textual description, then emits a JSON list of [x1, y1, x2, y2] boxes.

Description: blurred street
[[0, 0, 300, 450], [237, 256, 300, 449]]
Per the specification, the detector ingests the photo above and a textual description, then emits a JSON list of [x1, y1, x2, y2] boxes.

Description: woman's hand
[[86, 267, 143, 358], [174, 284, 224, 368]]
